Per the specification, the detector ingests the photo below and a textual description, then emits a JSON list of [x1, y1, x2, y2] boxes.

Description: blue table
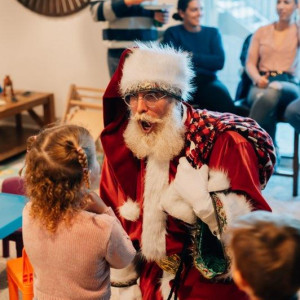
[[0, 193, 27, 239]]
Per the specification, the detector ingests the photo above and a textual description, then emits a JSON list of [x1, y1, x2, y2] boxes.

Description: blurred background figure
[[284, 95, 300, 135], [246, 0, 300, 146], [90, 0, 170, 77], [162, 0, 236, 113]]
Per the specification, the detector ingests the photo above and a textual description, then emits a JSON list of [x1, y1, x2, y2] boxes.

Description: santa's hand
[[173, 158, 218, 235]]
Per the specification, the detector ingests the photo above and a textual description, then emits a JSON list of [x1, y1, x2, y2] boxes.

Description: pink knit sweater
[[22, 203, 136, 300], [247, 23, 299, 83]]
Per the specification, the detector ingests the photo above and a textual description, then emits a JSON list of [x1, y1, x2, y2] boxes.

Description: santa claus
[[99, 42, 276, 300]]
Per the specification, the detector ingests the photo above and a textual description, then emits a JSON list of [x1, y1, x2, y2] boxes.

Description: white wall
[[0, 1, 178, 119], [0, 1, 110, 118]]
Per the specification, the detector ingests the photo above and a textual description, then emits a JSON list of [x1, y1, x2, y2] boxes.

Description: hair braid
[[24, 124, 96, 233], [76, 146, 90, 189]]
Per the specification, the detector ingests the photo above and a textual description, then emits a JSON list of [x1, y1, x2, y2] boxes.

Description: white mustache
[[131, 113, 163, 124]]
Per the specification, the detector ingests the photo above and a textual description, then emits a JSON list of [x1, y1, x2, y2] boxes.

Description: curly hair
[[24, 124, 97, 233]]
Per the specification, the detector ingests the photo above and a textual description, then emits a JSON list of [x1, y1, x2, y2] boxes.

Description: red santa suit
[[100, 47, 276, 300]]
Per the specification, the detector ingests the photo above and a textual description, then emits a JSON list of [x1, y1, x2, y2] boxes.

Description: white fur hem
[[160, 271, 174, 300], [119, 198, 140, 221], [110, 263, 138, 283], [141, 157, 168, 260]]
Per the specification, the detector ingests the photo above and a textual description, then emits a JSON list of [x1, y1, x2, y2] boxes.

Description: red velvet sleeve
[[100, 157, 143, 245], [209, 131, 271, 211], [99, 157, 121, 214]]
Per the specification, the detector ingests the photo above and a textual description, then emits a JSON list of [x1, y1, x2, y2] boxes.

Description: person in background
[[235, 33, 253, 102], [162, 0, 236, 113], [246, 0, 300, 145], [225, 211, 300, 300], [22, 124, 136, 300], [99, 42, 276, 300], [90, 0, 170, 77]]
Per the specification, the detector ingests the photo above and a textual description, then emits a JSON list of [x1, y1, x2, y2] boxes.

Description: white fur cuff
[[208, 169, 230, 192], [111, 263, 138, 283], [216, 192, 253, 228]]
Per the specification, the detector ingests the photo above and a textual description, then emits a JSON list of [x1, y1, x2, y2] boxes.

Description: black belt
[[260, 70, 291, 77], [259, 70, 299, 85]]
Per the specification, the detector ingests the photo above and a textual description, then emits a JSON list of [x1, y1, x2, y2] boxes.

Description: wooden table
[[0, 193, 27, 239], [0, 91, 55, 162]]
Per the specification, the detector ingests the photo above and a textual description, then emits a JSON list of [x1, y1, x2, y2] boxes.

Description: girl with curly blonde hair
[[22, 124, 136, 300]]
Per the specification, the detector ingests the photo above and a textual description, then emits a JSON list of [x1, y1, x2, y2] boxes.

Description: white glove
[[173, 157, 218, 235]]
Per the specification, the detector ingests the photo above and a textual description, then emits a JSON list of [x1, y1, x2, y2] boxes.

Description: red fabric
[[100, 129, 268, 299], [140, 262, 164, 300], [99, 47, 272, 299], [177, 267, 249, 300], [209, 131, 271, 211], [184, 107, 275, 189]]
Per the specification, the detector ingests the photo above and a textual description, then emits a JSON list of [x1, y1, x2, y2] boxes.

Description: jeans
[[284, 99, 300, 133], [247, 81, 300, 141]]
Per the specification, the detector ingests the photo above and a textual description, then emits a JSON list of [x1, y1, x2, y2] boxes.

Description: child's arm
[[85, 191, 109, 214], [105, 217, 136, 269], [86, 190, 136, 267]]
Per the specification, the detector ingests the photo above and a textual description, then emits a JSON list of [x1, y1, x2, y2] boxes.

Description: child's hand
[[85, 191, 108, 214]]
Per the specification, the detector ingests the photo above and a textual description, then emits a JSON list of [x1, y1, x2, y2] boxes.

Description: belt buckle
[[156, 254, 181, 275], [270, 71, 282, 77]]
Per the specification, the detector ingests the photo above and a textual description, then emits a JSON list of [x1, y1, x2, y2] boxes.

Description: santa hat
[[101, 44, 195, 201], [119, 42, 195, 101]]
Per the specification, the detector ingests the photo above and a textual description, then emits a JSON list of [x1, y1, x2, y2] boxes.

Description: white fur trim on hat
[[120, 42, 195, 101], [119, 198, 140, 221]]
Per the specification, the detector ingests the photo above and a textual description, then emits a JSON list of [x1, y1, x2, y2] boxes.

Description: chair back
[[6, 248, 34, 299], [61, 84, 105, 143], [22, 248, 33, 285]]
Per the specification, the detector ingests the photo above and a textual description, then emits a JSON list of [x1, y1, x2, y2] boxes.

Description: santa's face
[[123, 100, 185, 161], [127, 91, 172, 135]]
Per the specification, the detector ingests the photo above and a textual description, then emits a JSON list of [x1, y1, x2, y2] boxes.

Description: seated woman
[[246, 0, 300, 143], [162, 0, 236, 113]]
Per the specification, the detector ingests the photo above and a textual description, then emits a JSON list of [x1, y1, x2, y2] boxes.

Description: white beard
[[123, 102, 185, 162]]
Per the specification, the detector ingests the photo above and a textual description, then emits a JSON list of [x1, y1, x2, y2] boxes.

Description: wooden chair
[[61, 84, 105, 152]]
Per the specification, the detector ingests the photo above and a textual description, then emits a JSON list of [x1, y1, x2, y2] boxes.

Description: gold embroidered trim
[[156, 254, 181, 275]]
